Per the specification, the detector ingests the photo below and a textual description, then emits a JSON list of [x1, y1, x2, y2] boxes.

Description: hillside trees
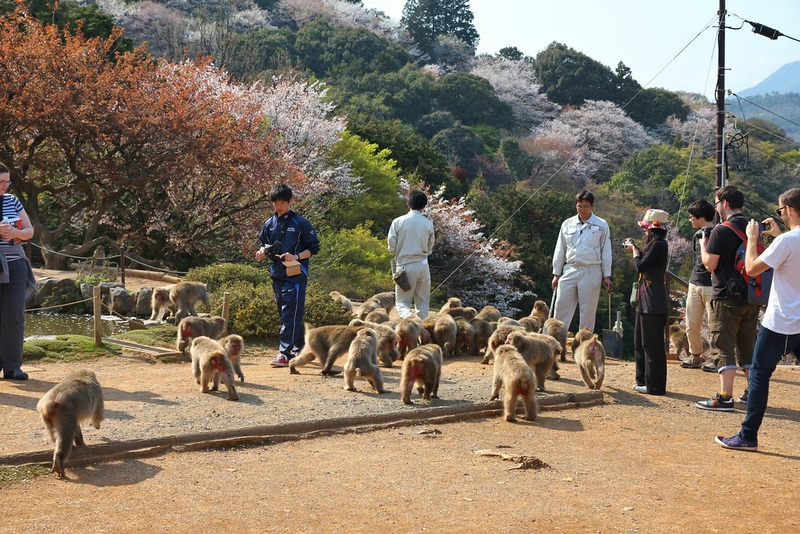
[[401, 0, 479, 62], [0, 12, 352, 269]]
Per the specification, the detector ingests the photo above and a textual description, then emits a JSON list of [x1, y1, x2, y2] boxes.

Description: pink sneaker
[[270, 354, 289, 368]]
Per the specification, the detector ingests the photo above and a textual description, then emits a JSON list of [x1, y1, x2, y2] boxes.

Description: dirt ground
[[3, 328, 800, 533]]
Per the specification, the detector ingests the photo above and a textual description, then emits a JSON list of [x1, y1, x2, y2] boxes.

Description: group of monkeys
[[34, 283, 609, 478]]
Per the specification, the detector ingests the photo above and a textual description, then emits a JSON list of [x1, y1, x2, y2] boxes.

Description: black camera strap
[[269, 213, 292, 247]]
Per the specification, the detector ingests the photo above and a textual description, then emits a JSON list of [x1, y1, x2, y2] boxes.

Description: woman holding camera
[[624, 209, 670, 395]]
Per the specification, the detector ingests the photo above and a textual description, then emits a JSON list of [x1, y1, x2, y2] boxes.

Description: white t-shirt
[[760, 227, 800, 335]]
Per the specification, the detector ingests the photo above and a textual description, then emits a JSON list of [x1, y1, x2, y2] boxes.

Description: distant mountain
[[738, 61, 800, 97], [725, 62, 800, 141]]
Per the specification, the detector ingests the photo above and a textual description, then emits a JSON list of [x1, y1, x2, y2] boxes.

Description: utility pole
[[715, 0, 726, 189]]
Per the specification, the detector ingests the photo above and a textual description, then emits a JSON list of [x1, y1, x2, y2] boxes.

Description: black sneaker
[[739, 389, 749, 403], [2, 370, 29, 380]]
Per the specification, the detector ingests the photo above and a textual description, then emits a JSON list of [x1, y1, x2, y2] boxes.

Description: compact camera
[[622, 238, 634, 248], [261, 241, 282, 262]]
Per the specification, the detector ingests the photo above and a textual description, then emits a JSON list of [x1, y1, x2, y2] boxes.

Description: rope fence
[[26, 284, 230, 347]]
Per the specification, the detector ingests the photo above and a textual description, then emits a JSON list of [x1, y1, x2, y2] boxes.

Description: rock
[[109, 286, 136, 316], [136, 287, 154, 318]]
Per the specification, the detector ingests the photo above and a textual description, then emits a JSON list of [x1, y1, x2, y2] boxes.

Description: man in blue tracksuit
[[256, 184, 320, 368]]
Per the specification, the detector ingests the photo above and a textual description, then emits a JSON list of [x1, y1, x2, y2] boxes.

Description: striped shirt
[[1, 194, 24, 258]]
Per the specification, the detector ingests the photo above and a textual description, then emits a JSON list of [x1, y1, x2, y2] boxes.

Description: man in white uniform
[[388, 190, 435, 318], [551, 190, 613, 333]]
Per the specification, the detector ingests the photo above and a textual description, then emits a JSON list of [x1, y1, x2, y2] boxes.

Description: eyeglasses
[[0, 180, 10, 186], [776, 206, 788, 217]]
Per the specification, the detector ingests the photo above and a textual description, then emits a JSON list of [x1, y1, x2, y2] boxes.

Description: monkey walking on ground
[[176, 315, 227, 355], [36, 369, 105, 478], [490, 345, 537, 422], [190, 336, 239, 401], [343, 328, 387, 394], [220, 334, 245, 382], [400, 343, 443, 404], [151, 281, 210, 322], [573, 333, 606, 390]]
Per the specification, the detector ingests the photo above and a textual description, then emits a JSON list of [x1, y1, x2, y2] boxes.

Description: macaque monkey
[[469, 318, 494, 357], [36, 369, 104, 478], [443, 306, 477, 321], [400, 343, 443, 404], [454, 316, 476, 357], [529, 299, 550, 325], [176, 315, 227, 355], [432, 313, 457, 358], [490, 345, 537, 422], [573, 333, 606, 390], [364, 309, 391, 324], [190, 336, 238, 401], [480, 323, 525, 364], [497, 317, 522, 327], [170, 281, 211, 323], [439, 297, 462, 313], [543, 318, 568, 362], [348, 319, 400, 367], [354, 291, 395, 319], [329, 290, 353, 312], [669, 324, 710, 360], [571, 328, 594, 355], [290, 324, 362, 375], [91, 245, 106, 267], [149, 285, 176, 321], [505, 330, 558, 392], [475, 305, 501, 323], [518, 316, 541, 333], [343, 328, 387, 393], [220, 334, 245, 382], [395, 316, 424, 360]]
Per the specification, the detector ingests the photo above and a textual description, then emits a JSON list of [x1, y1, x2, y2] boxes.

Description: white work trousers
[[395, 260, 431, 318], [554, 263, 603, 332]]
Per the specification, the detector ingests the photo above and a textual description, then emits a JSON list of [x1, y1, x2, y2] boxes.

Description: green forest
[[1, 0, 798, 336]]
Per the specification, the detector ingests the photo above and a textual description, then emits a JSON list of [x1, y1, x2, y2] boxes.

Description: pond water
[[24, 312, 132, 339]]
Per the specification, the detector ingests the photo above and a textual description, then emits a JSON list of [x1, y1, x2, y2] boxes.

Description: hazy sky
[[359, 0, 800, 98]]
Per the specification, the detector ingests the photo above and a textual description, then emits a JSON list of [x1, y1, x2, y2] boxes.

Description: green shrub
[[185, 263, 266, 292]]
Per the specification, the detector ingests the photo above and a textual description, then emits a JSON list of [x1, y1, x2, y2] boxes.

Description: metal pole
[[93, 285, 102, 346], [715, 0, 726, 189]]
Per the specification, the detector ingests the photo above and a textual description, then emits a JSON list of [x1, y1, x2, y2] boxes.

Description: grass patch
[[22, 335, 123, 362], [116, 324, 177, 348], [0, 464, 51, 485]]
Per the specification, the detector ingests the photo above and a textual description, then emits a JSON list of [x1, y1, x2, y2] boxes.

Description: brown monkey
[[475, 305, 501, 323], [469, 317, 494, 356], [354, 291, 395, 319], [348, 319, 400, 367], [443, 306, 477, 321], [518, 316, 541, 333], [480, 323, 525, 364], [149, 285, 176, 321], [364, 309, 391, 324], [669, 324, 711, 360], [439, 297, 462, 313], [176, 315, 227, 355], [291, 324, 361, 375], [497, 317, 522, 327], [91, 245, 106, 268], [395, 316, 424, 360], [190, 336, 238, 401], [529, 299, 550, 325], [505, 330, 558, 392], [573, 333, 606, 390], [400, 343, 443, 404], [169, 281, 211, 323], [490, 345, 537, 422], [343, 328, 387, 393], [36, 369, 104, 478], [329, 290, 353, 312], [543, 318, 568, 362], [432, 313, 458, 359], [219, 334, 245, 382], [454, 316, 476, 357], [571, 327, 594, 355]]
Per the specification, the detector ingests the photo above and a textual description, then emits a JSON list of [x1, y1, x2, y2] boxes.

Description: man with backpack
[[696, 186, 760, 411], [716, 187, 800, 451]]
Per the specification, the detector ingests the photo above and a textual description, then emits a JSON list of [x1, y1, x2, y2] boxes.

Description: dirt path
[[3, 347, 800, 533]]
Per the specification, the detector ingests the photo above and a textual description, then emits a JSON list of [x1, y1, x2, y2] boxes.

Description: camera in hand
[[695, 226, 712, 239], [262, 241, 282, 261]]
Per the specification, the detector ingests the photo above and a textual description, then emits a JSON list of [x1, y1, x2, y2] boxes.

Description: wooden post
[[93, 285, 103, 346], [223, 292, 230, 326], [120, 247, 126, 285]]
